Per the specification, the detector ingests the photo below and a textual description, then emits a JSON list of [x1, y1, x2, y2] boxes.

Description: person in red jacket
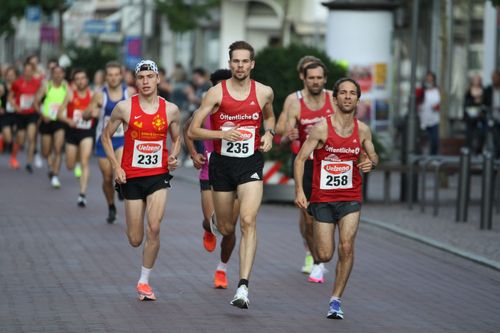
[[294, 78, 378, 320], [101, 60, 181, 301]]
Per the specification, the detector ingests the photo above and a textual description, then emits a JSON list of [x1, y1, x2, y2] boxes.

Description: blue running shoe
[[327, 299, 344, 319]]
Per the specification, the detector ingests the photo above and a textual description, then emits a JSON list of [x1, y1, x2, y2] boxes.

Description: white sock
[[330, 296, 341, 303], [216, 262, 227, 272], [138, 266, 152, 284]]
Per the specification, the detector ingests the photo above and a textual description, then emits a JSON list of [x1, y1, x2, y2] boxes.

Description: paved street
[[1, 155, 500, 333]]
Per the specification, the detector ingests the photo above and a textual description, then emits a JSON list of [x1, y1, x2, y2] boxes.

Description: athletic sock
[[314, 261, 320, 265], [138, 266, 152, 285], [109, 204, 116, 211], [216, 262, 227, 272], [238, 279, 249, 288], [330, 296, 341, 303]]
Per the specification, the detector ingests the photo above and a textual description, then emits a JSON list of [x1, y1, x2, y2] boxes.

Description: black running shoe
[[107, 206, 117, 224], [25, 164, 33, 174]]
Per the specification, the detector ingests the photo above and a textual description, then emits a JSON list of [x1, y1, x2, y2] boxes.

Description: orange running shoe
[[9, 157, 20, 169], [214, 270, 227, 289], [136, 283, 156, 301], [203, 230, 216, 252]]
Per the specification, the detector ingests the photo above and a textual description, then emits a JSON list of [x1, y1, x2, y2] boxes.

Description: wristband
[[265, 128, 275, 136]]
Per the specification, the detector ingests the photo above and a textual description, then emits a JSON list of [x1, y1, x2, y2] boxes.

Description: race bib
[[320, 160, 353, 190], [6, 102, 15, 113], [46, 103, 60, 120], [73, 109, 92, 129], [20, 94, 34, 109], [132, 140, 163, 168], [104, 115, 124, 137], [221, 126, 255, 158]]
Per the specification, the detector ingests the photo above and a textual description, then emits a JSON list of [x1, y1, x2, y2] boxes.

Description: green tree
[[66, 41, 118, 80], [155, 0, 220, 33]]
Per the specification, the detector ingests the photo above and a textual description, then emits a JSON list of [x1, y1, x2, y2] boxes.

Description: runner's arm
[[102, 100, 127, 183], [294, 120, 327, 209], [260, 87, 275, 152], [33, 83, 46, 113], [167, 104, 181, 171], [57, 89, 74, 126], [276, 94, 293, 136], [357, 121, 379, 173], [83, 91, 102, 120], [182, 115, 205, 169]]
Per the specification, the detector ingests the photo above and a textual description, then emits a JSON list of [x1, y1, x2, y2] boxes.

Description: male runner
[[183, 69, 237, 289], [101, 59, 181, 301], [188, 41, 275, 309], [275, 55, 322, 274], [35, 65, 68, 188], [0, 66, 18, 164], [287, 61, 334, 283], [8, 61, 42, 172], [58, 69, 96, 206], [86, 61, 136, 223], [294, 78, 378, 319]]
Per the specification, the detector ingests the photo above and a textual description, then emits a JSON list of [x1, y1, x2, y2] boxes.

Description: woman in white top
[[418, 71, 441, 155]]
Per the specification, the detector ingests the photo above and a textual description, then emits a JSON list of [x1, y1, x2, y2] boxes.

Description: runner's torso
[[42, 82, 67, 121], [297, 90, 334, 145], [67, 88, 94, 130], [310, 117, 362, 203], [121, 95, 169, 179], [12, 77, 41, 114], [98, 84, 128, 137], [210, 79, 262, 158]]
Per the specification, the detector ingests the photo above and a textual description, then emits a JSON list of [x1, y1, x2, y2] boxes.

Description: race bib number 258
[[320, 160, 353, 190]]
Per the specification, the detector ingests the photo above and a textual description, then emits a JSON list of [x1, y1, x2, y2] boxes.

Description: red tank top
[[297, 90, 334, 145], [310, 117, 362, 203], [211, 80, 262, 158], [12, 76, 41, 114], [121, 95, 169, 179], [67, 88, 94, 129]]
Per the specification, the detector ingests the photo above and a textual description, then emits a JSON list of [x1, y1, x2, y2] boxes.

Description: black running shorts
[[209, 151, 264, 192], [307, 201, 361, 224], [199, 179, 211, 191], [303, 159, 313, 201], [16, 113, 39, 130], [39, 120, 66, 135], [115, 173, 172, 201], [65, 127, 96, 146]]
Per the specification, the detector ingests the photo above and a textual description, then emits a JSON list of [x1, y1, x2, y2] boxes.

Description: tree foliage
[[0, 0, 65, 35], [66, 41, 118, 80], [155, 0, 220, 33]]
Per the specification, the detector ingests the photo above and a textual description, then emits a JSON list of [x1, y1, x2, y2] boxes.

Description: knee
[[128, 234, 143, 247], [147, 223, 161, 240], [338, 241, 354, 259], [316, 249, 333, 263], [239, 215, 256, 233], [218, 221, 235, 236]]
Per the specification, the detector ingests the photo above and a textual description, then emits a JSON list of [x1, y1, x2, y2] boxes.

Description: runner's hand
[[295, 190, 308, 210], [259, 132, 273, 152], [168, 155, 179, 171], [115, 166, 127, 184], [191, 153, 206, 169], [287, 128, 299, 141], [358, 151, 375, 173], [221, 128, 242, 142]]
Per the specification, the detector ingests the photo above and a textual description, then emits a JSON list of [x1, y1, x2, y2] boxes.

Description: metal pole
[[456, 147, 471, 222], [406, 0, 420, 206], [140, 0, 146, 58], [480, 151, 494, 230]]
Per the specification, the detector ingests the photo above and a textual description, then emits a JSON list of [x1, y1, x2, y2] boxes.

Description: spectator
[[158, 67, 171, 100], [186, 67, 211, 113], [463, 74, 486, 154], [91, 69, 104, 92], [418, 71, 441, 155], [483, 69, 500, 158]]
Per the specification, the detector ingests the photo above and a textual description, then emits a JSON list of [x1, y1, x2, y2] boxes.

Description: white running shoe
[[34, 153, 43, 168], [51, 176, 61, 189], [230, 285, 249, 309], [209, 213, 222, 237], [308, 263, 326, 283]]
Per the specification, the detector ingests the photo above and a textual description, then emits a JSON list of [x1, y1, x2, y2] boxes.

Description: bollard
[[456, 147, 471, 222], [480, 151, 495, 230]]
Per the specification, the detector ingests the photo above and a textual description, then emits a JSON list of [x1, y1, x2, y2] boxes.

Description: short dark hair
[[332, 78, 361, 99], [303, 61, 327, 79], [105, 61, 122, 74], [209, 69, 232, 86], [297, 55, 321, 73], [193, 67, 207, 77], [158, 67, 166, 76], [71, 68, 87, 80], [229, 41, 255, 60]]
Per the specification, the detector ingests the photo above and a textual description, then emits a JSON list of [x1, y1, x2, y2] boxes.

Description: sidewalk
[[176, 164, 500, 269]]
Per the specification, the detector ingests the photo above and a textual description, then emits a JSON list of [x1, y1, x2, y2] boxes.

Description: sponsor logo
[[324, 145, 360, 155], [137, 143, 161, 153], [325, 154, 340, 162], [323, 163, 351, 175], [133, 121, 143, 128], [237, 129, 253, 141], [134, 115, 142, 120], [220, 113, 253, 121], [250, 172, 260, 180], [300, 116, 325, 126], [250, 101, 256, 106], [252, 112, 259, 120]]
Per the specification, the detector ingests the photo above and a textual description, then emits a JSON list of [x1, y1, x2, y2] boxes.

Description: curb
[[361, 217, 500, 271]]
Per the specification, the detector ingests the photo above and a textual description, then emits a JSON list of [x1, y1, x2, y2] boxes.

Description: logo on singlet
[[236, 129, 253, 141], [137, 143, 161, 153], [252, 112, 259, 120], [324, 163, 351, 175], [324, 144, 360, 155]]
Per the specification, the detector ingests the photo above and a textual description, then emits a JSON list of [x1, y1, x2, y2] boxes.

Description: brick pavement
[[1, 155, 500, 332]]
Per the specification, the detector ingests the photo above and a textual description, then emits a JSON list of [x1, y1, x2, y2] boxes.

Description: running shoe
[[9, 157, 20, 169], [25, 164, 33, 173], [308, 263, 326, 283], [209, 213, 221, 237], [203, 230, 216, 252], [51, 175, 61, 189], [77, 194, 87, 208], [74, 163, 82, 178], [214, 270, 228, 289], [136, 283, 156, 301], [107, 206, 117, 224], [34, 153, 43, 168], [301, 252, 314, 274], [230, 285, 249, 309], [327, 299, 344, 319]]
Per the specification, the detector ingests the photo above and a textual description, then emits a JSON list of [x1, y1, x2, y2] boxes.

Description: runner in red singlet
[[58, 68, 97, 206], [287, 61, 334, 283], [8, 61, 42, 171], [294, 78, 378, 319], [275, 55, 323, 274], [101, 60, 181, 301], [188, 41, 275, 309]]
